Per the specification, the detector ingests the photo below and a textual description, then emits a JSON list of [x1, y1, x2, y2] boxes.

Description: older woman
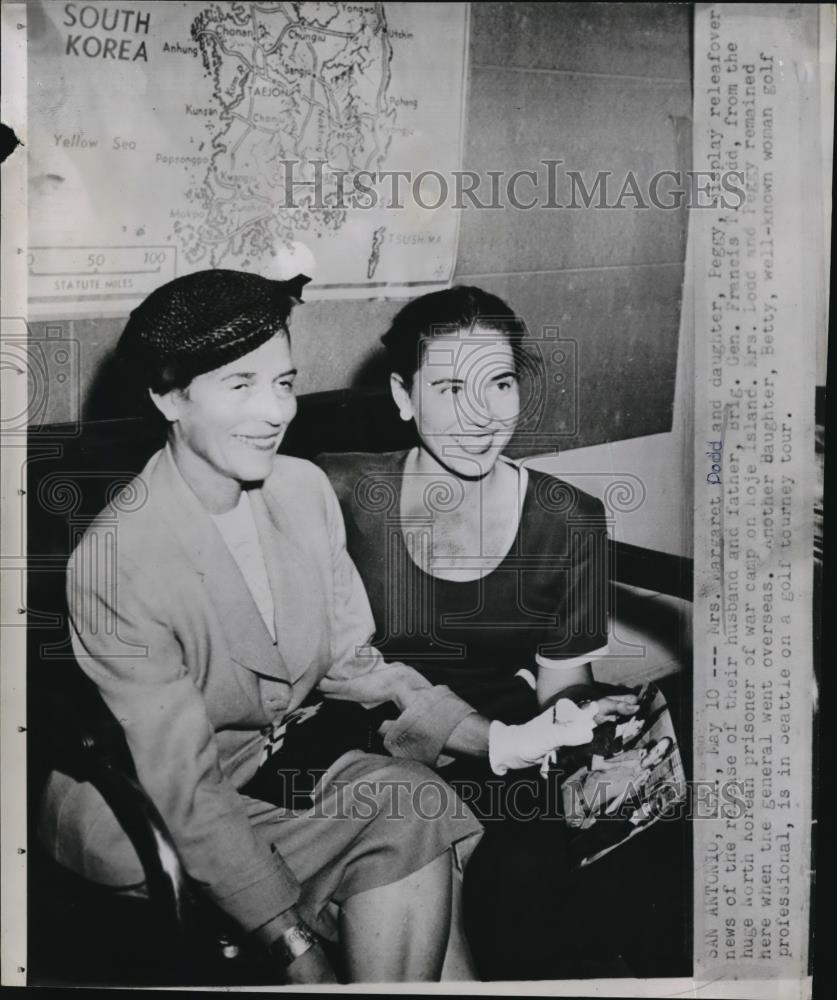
[[38, 270, 488, 984], [316, 286, 639, 979]]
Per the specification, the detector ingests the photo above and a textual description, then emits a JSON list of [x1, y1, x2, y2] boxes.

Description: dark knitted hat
[[119, 269, 311, 391]]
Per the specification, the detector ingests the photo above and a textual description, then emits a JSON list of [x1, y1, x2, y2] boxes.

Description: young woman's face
[[159, 332, 297, 486], [393, 324, 521, 478]]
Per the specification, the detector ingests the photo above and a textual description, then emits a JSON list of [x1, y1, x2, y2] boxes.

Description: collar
[[150, 445, 310, 682]]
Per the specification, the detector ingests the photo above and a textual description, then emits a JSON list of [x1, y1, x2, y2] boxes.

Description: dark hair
[[380, 285, 527, 390]]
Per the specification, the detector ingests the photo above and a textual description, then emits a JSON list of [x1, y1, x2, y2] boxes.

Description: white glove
[[488, 699, 599, 776]]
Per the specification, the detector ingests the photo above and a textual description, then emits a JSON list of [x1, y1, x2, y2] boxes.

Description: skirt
[[39, 751, 483, 944], [247, 750, 483, 941]]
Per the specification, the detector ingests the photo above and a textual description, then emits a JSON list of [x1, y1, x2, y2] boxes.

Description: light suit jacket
[[39, 447, 474, 933]]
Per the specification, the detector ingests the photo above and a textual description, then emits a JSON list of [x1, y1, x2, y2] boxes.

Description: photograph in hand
[[548, 686, 687, 869]]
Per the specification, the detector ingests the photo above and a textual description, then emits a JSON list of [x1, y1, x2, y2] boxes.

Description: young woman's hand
[[488, 698, 600, 775], [591, 693, 639, 724]]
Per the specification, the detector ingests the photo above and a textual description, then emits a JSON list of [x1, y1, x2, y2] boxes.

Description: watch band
[[269, 921, 319, 968]]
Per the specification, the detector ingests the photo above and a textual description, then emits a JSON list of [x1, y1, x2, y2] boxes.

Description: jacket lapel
[[150, 447, 291, 681], [249, 486, 328, 685]]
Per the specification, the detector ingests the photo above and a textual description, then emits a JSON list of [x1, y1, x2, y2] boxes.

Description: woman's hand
[[488, 698, 600, 775], [284, 943, 338, 985], [591, 693, 639, 725], [318, 662, 432, 711], [263, 906, 338, 985]]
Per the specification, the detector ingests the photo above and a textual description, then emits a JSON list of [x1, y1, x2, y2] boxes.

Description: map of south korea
[[181, 2, 396, 267]]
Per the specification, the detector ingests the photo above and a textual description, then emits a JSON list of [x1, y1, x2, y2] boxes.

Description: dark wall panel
[[470, 2, 691, 79], [456, 1, 690, 450], [471, 264, 683, 453], [457, 67, 691, 274]]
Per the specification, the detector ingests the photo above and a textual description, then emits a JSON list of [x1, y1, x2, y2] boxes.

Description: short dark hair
[[380, 285, 527, 390]]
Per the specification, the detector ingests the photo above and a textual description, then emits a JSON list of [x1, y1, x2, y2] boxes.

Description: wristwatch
[[268, 921, 319, 968]]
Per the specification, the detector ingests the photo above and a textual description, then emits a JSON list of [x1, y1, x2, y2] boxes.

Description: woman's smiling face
[[392, 324, 521, 478], [154, 331, 298, 495]]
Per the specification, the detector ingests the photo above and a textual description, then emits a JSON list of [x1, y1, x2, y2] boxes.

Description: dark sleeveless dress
[[317, 450, 615, 979], [317, 450, 609, 720]]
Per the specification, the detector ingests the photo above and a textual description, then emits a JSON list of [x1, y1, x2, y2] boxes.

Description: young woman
[[316, 286, 639, 979], [38, 270, 491, 984]]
